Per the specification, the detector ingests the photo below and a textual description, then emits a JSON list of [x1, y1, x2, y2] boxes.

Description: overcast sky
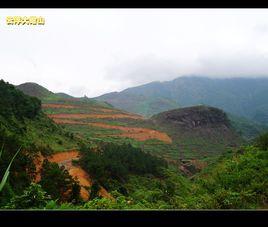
[[1, 9, 268, 97]]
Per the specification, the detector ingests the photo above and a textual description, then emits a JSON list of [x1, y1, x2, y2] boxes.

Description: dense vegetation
[[254, 132, 268, 151], [192, 146, 267, 208], [4, 137, 265, 210], [0, 80, 77, 206], [77, 141, 268, 209], [40, 160, 81, 203], [0, 80, 41, 119], [79, 143, 167, 190]]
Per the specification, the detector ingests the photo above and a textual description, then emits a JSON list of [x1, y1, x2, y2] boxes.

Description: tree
[[6, 183, 50, 209], [40, 160, 81, 202], [90, 181, 101, 200]]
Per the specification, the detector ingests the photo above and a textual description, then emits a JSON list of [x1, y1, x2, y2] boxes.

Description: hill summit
[[152, 105, 230, 129], [151, 105, 242, 159], [16, 82, 55, 99]]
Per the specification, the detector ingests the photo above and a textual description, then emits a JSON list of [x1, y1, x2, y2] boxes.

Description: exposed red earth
[[48, 113, 144, 120], [51, 118, 172, 144], [42, 104, 77, 109], [33, 150, 113, 201]]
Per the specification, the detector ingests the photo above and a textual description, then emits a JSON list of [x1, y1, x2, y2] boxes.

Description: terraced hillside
[[17, 83, 243, 163], [40, 95, 177, 160]]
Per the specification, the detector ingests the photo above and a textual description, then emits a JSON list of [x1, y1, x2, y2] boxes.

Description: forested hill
[[0, 80, 41, 120], [0, 79, 77, 152], [95, 76, 268, 126]]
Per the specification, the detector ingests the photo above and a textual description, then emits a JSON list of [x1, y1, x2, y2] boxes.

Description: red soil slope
[[48, 113, 144, 120], [51, 119, 172, 144], [34, 150, 113, 201], [42, 104, 77, 109]]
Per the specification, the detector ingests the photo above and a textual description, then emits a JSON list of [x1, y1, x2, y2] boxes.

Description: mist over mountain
[[96, 76, 268, 126]]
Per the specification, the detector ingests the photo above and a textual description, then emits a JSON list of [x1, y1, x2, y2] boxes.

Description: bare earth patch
[[51, 119, 172, 144], [48, 113, 144, 120], [89, 122, 172, 144], [42, 104, 77, 109], [33, 150, 112, 201], [51, 119, 85, 125], [92, 107, 116, 113]]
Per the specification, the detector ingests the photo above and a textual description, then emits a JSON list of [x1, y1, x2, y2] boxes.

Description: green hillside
[[1, 80, 266, 210], [0, 80, 81, 205], [16, 82, 56, 99], [228, 113, 268, 140], [0, 80, 77, 152]]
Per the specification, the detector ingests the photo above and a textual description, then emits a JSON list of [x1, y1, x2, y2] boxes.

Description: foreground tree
[[6, 183, 50, 209]]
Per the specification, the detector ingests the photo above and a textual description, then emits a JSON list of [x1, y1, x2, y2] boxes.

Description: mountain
[[95, 76, 268, 126], [150, 105, 242, 159], [2, 79, 267, 210], [228, 114, 268, 140], [17, 82, 112, 108], [16, 82, 56, 99], [16, 81, 243, 160], [55, 92, 73, 99]]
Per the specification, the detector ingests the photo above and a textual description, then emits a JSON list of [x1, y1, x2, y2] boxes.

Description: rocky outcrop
[[152, 105, 231, 129]]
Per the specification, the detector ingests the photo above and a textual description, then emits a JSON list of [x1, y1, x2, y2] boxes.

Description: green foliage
[[79, 143, 167, 187], [0, 141, 33, 198], [40, 160, 81, 203], [192, 146, 268, 209], [45, 200, 78, 210], [0, 146, 21, 192], [83, 197, 129, 210], [5, 183, 50, 209], [90, 181, 101, 199], [254, 132, 268, 150], [0, 80, 41, 120]]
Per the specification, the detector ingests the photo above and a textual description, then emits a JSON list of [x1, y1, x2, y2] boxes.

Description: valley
[[0, 79, 267, 210]]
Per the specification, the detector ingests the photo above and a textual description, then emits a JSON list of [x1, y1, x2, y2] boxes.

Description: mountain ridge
[[95, 76, 268, 126]]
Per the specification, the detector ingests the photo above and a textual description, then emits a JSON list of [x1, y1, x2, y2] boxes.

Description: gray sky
[[1, 9, 268, 97]]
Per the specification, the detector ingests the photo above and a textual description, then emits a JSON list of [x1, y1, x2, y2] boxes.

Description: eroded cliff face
[[152, 105, 230, 129], [151, 105, 242, 161]]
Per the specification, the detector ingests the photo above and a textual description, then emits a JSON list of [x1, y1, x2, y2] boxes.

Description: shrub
[[5, 183, 50, 209]]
